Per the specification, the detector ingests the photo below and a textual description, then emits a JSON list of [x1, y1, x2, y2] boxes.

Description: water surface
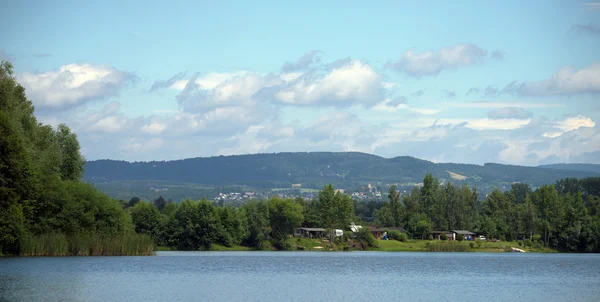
[[1, 252, 599, 301]]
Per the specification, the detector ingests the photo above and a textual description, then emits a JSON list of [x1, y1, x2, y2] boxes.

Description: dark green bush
[[440, 233, 448, 241], [456, 234, 464, 242], [469, 242, 475, 249]]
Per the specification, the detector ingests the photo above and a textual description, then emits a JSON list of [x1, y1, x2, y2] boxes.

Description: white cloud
[[466, 118, 531, 130], [18, 63, 135, 109], [141, 122, 167, 135], [453, 101, 562, 109], [504, 63, 600, 97], [169, 71, 249, 90], [554, 115, 595, 132], [88, 115, 128, 133], [271, 60, 384, 107], [374, 99, 441, 115], [386, 43, 489, 77]]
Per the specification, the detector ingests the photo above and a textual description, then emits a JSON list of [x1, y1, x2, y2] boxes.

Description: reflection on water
[[1, 252, 599, 301]]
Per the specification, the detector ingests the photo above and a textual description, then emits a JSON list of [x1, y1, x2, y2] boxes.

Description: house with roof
[[430, 231, 454, 240], [451, 230, 476, 241]]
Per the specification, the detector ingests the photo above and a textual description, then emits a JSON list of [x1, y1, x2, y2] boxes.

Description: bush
[[440, 233, 448, 241], [524, 240, 533, 247], [428, 234, 433, 240], [469, 242, 475, 249], [456, 234, 464, 242], [355, 227, 378, 249], [388, 230, 409, 242], [532, 234, 541, 242], [475, 239, 482, 248], [518, 241, 522, 246]]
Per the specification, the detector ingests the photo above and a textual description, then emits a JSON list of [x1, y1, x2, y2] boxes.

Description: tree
[[388, 185, 404, 227], [374, 205, 395, 228], [521, 196, 536, 240], [242, 200, 270, 249], [130, 201, 162, 237], [268, 197, 304, 248], [153, 196, 167, 212], [55, 124, 85, 181], [316, 185, 355, 232], [532, 185, 564, 247], [511, 183, 532, 204], [127, 197, 141, 208]]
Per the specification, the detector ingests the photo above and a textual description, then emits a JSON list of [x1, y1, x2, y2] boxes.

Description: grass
[[209, 244, 253, 251], [427, 241, 469, 252], [368, 239, 557, 253], [18, 232, 154, 256]]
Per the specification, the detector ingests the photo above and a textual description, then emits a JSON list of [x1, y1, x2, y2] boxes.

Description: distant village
[[147, 182, 427, 203]]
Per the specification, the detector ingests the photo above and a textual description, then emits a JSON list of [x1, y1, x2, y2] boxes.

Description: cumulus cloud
[[487, 107, 532, 120], [385, 43, 490, 77], [503, 63, 600, 97], [281, 50, 322, 72], [266, 60, 384, 107], [18, 63, 137, 109]]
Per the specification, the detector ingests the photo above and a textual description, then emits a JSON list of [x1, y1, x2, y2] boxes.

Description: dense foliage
[[373, 174, 600, 252], [0, 62, 150, 255]]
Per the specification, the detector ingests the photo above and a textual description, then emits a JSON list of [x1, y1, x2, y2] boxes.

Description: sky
[[1, 0, 599, 166]]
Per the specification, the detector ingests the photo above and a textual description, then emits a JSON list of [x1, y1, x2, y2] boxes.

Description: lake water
[[1, 251, 599, 301]]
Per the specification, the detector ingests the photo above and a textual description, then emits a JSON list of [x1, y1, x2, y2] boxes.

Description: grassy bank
[[152, 238, 558, 253], [369, 239, 557, 252], [16, 232, 154, 256]]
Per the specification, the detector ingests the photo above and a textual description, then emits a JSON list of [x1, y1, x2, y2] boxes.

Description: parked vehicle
[[478, 235, 487, 241]]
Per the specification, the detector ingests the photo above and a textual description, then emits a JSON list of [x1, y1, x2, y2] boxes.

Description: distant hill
[[84, 152, 599, 195], [538, 163, 600, 175]]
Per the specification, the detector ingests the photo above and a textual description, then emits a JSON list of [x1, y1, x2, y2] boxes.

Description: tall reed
[[18, 232, 154, 256], [427, 241, 469, 252]]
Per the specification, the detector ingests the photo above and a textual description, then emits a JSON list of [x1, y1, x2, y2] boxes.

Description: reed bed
[[18, 232, 154, 256], [426, 241, 469, 252]]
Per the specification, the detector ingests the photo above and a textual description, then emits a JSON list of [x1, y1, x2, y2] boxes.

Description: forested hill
[[84, 152, 599, 189], [538, 163, 600, 174]]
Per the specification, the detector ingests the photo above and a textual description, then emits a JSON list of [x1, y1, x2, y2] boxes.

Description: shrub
[[355, 227, 378, 249], [440, 233, 448, 241], [524, 240, 533, 247], [532, 234, 541, 242], [456, 234, 464, 242], [469, 242, 475, 249], [428, 234, 433, 240], [387, 230, 403, 241], [388, 230, 409, 242], [475, 239, 482, 248], [518, 241, 522, 246]]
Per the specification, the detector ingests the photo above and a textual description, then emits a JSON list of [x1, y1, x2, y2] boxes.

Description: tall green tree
[[268, 197, 304, 248]]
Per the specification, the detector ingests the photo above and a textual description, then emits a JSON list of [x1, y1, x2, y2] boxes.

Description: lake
[[1, 252, 599, 301]]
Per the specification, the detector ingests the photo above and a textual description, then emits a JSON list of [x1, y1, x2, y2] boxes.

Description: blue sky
[[1, 0, 599, 165]]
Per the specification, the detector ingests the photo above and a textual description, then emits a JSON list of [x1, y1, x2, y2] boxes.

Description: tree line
[[373, 174, 600, 252], [1, 62, 151, 255], [125, 184, 355, 250]]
